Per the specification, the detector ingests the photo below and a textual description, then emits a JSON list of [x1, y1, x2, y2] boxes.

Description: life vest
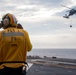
[[0, 27, 32, 69]]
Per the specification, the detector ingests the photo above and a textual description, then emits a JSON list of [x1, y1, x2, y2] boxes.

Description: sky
[[0, 0, 76, 49]]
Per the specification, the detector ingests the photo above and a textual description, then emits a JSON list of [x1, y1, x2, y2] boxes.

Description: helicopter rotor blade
[[61, 5, 72, 9]]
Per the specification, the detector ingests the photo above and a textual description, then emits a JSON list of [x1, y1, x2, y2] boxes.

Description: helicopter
[[61, 5, 76, 19], [61, 5, 76, 28]]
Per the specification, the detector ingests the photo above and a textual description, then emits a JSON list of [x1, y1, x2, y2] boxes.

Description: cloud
[[31, 34, 76, 48], [0, 0, 74, 23]]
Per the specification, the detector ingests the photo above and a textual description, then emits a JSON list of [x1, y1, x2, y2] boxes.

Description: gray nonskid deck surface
[[26, 64, 76, 75]]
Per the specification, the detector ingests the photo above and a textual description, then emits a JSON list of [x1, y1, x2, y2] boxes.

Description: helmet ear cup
[[1, 21, 3, 27], [3, 18, 9, 27]]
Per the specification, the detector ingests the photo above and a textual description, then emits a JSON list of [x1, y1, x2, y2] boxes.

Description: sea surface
[[27, 49, 76, 59]]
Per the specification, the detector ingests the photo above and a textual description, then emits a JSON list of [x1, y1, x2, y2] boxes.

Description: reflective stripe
[[2, 32, 24, 36]]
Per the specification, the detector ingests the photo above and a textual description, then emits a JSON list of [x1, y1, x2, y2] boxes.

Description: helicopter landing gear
[[63, 14, 69, 19]]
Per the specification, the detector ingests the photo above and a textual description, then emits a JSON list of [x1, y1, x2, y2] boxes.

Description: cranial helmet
[[2, 13, 17, 27]]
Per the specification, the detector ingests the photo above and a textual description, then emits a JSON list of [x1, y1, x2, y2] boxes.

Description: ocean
[[27, 48, 76, 59]]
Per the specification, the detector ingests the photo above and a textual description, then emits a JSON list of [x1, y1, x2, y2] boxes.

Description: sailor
[[0, 13, 32, 75]]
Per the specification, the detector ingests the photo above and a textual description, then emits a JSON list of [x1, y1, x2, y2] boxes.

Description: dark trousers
[[0, 67, 26, 75]]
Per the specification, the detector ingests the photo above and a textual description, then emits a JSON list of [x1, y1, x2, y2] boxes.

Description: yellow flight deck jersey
[[0, 27, 32, 69]]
